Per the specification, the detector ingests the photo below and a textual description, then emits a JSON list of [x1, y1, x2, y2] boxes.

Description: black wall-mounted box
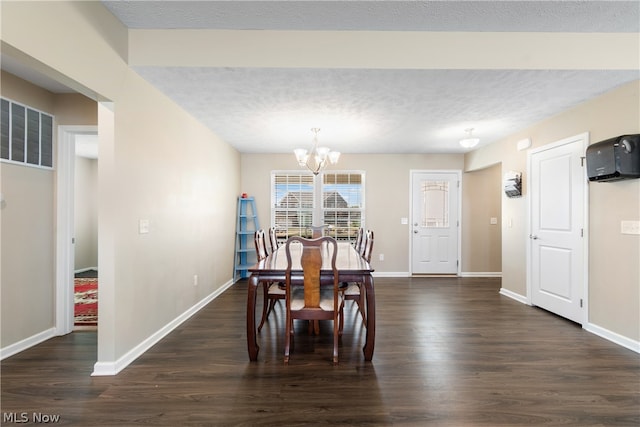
[[586, 134, 640, 182]]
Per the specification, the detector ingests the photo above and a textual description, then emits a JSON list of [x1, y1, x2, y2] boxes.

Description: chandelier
[[293, 128, 340, 175]]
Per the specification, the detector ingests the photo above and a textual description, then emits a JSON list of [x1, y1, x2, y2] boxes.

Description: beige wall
[[54, 93, 98, 126], [462, 163, 502, 274], [1, 76, 101, 347], [241, 153, 469, 274], [466, 80, 640, 342], [1, 72, 57, 347], [241, 153, 502, 276], [74, 156, 98, 270], [1, 2, 241, 367], [0, 163, 55, 345]]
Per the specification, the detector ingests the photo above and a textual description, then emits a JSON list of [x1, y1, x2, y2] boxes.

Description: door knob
[[529, 234, 539, 240], [414, 230, 418, 234]]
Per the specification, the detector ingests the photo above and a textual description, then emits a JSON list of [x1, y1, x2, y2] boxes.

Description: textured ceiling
[[102, 1, 640, 32], [131, 67, 638, 154], [17, 1, 640, 155]]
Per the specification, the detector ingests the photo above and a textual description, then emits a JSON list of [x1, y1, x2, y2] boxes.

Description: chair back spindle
[[254, 229, 269, 261]]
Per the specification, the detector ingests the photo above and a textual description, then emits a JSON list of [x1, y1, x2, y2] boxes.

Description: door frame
[[526, 132, 589, 325], [409, 169, 462, 275], [55, 125, 98, 335]]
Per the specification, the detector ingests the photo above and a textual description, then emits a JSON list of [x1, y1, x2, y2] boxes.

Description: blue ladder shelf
[[233, 197, 259, 282]]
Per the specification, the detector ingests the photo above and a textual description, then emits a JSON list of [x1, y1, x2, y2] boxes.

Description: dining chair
[[342, 230, 373, 327], [362, 229, 374, 263], [268, 227, 280, 253], [255, 229, 285, 332], [284, 236, 342, 365], [308, 225, 326, 238], [353, 227, 364, 253]]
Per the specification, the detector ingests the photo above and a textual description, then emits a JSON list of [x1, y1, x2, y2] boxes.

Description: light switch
[[490, 217, 498, 225], [139, 219, 150, 234], [621, 220, 640, 235], [401, 217, 408, 225]]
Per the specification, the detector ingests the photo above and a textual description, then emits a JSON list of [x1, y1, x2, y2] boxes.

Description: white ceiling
[[5, 1, 640, 155]]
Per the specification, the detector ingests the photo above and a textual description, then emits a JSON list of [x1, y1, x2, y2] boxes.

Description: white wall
[[74, 156, 98, 271]]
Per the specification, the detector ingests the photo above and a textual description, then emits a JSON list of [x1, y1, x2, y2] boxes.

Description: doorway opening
[[73, 133, 98, 330], [56, 126, 98, 335]]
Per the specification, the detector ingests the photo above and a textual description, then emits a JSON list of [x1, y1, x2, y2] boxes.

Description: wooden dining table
[[246, 241, 376, 361]]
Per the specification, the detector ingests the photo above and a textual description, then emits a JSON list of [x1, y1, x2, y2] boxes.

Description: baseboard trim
[[372, 272, 503, 278], [460, 272, 502, 278], [372, 272, 410, 278], [0, 327, 57, 360], [498, 288, 639, 354], [499, 287, 529, 305], [584, 322, 640, 354], [91, 279, 235, 376], [74, 267, 98, 274]]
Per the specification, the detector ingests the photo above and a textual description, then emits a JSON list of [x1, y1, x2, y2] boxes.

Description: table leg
[[363, 273, 375, 361], [247, 274, 259, 361]]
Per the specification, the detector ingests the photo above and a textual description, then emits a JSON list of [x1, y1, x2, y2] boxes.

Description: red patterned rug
[[74, 278, 98, 326]]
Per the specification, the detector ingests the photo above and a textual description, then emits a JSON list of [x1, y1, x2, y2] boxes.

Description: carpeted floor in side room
[[74, 269, 98, 329]]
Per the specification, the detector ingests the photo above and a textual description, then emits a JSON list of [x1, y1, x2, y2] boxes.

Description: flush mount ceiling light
[[294, 128, 340, 175], [459, 128, 480, 149]]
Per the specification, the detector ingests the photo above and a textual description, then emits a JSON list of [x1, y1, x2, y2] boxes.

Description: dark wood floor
[[2, 277, 639, 426]]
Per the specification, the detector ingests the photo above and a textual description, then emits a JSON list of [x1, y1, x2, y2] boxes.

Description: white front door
[[528, 133, 587, 324], [411, 171, 460, 274]]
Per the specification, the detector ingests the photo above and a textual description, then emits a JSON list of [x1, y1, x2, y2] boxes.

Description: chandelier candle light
[[294, 128, 340, 175]]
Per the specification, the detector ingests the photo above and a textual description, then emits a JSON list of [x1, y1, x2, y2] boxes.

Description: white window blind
[[272, 172, 315, 240], [271, 170, 365, 242], [322, 172, 364, 241]]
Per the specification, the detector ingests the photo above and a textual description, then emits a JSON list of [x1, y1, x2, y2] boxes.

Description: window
[[322, 172, 364, 240], [0, 97, 54, 169], [420, 180, 449, 228], [272, 172, 315, 239], [271, 170, 365, 242]]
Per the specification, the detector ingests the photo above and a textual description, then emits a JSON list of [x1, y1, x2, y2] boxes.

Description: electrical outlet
[[379, 254, 384, 261], [193, 274, 199, 286]]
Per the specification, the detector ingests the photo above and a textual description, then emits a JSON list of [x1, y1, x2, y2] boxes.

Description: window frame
[[271, 170, 365, 242], [1, 97, 54, 170], [320, 171, 366, 241]]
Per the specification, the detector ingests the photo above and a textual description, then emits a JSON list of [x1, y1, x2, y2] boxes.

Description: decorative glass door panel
[[411, 172, 459, 274], [421, 181, 449, 228]]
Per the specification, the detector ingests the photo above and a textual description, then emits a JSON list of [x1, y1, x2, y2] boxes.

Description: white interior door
[[528, 133, 587, 324], [411, 171, 460, 274]]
